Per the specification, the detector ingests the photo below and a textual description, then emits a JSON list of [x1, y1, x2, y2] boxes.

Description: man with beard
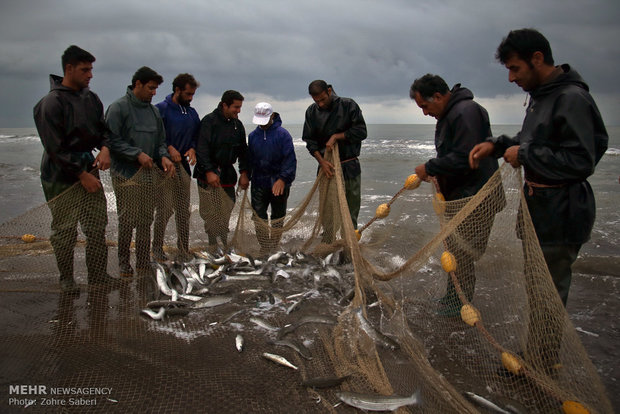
[[469, 28, 608, 374], [152, 73, 201, 262]]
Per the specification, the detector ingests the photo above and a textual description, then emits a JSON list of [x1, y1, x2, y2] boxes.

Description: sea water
[[0, 124, 618, 257]]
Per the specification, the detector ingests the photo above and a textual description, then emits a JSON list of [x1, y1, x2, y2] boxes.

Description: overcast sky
[[1, 0, 618, 128]]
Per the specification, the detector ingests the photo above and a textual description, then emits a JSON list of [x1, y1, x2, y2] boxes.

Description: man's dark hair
[[495, 28, 554, 66], [409, 74, 449, 101], [172, 73, 199, 92], [221, 90, 244, 106], [61, 45, 95, 73], [131, 66, 164, 88], [308, 80, 329, 97]]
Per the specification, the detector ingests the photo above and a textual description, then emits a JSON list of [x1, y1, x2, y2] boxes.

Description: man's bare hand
[[320, 159, 335, 179], [503, 145, 521, 168], [272, 179, 285, 196], [137, 152, 153, 168], [161, 157, 176, 177], [469, 142, 495, 169], [168, 145, 182, 163], [93, 146, 111, 170], [414, 163, 429, 181], [238, 172, 249, 190], [79, 171, 102, 193], [206, 171, 220, 187], [185, 148, 196, 165], [325, 132, 344, 151]]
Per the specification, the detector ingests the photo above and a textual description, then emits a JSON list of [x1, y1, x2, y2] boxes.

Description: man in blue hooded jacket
[[152, 73, 201, 262], [248, 102, 296, 254]]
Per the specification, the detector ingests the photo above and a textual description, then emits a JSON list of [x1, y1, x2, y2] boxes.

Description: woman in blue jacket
[[248, 102, 296, 254]]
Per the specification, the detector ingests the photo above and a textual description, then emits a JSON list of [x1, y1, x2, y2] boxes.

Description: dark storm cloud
[[1, 0, 618, 126]]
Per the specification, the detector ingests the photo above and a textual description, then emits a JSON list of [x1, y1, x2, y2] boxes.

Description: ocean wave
[[0, 135, 39, 144], [604, 147, 620, 156]]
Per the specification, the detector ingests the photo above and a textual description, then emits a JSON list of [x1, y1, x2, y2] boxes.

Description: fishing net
[[0, 144, 612, 413]]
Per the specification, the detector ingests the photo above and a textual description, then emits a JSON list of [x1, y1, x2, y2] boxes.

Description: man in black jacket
[[469, 29, 608, 373], [193, 90, 249, 251], [470, 29, 608, 307], [411, 74, 502, 315], [302, 80, 367, 243], [33, 45, 116, 293]]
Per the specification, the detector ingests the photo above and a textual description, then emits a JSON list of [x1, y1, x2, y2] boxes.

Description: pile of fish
[[140, 249, 424, 411], [141, 249, 353, 321]]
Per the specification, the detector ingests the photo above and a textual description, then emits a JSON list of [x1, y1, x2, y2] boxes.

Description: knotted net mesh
[[0, 145, 612, 413]]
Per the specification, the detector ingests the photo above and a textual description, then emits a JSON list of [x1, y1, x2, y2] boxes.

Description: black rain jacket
[[302, 93, 367, 179], [426, 84, 499, 201], [34, 74, 109, 184], [193, 105, 249, 187], [490, 64, 608, 245]]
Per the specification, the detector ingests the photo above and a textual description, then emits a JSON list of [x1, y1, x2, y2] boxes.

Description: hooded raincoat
[[426, 84, 499, 201], [490, 64, 608, 245], [34, 74, 109, 184], [105, 86, 169, 178], [247, 113, 296, 189]]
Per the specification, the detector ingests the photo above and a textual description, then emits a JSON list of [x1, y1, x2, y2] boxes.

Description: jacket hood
[[48, 74, 87, 94], [531, 64, 589, 98], [441, 84, 474, 119], [126, 85, 151, 107]]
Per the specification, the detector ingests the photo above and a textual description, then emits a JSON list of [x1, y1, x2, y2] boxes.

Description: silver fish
[[286, 299, 302, 314], [270, 338, 312, 360], [272, 269, 291, 283], [191, 295, 233, 309], [354, 307, 400, 350], [141, 307, 165, 320], [464, 392, 512, 414], [178, 293, 202, 302], [146, 300, 187, 309], [278, 314, 337, 339], [235, 334, 244, 352], [222, 274, 270, 282], [155, 263, 174, 297], [170, 267, 189, 294], [335, 390, 421, 411], [267, 251, 286, 263], [250, 316, 279, 331], [227, 252, 251, 266], [262, 352, 298, 370]]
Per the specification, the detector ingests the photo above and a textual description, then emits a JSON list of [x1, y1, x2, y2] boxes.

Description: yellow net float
[[562, 400, 590, 414], [21, 234, 36, 243], [404, 174, 421, 190], [432, 192, 445, 216], [440, 251, 457, 273], [501, 351, 523, 375], [375, 203, 390, 219], [460, 304, 480, 326], [354, 229, 362, 241]]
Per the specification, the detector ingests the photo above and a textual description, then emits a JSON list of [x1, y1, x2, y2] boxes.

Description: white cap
[[252, 102, 273, 125]]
